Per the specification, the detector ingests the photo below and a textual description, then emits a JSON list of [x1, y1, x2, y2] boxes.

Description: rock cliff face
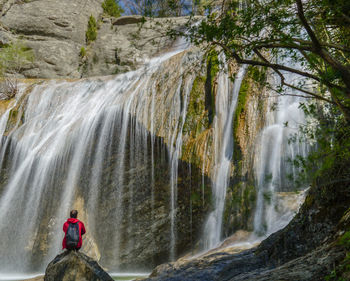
[[0, 0, 190, 78], [0, 0, 103, 78]]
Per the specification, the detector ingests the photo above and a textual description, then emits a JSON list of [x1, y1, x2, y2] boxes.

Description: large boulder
[[44, 251, 113, 281]]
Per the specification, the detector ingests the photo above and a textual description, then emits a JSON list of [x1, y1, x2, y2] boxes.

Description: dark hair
[[70, 210, 78, 218]]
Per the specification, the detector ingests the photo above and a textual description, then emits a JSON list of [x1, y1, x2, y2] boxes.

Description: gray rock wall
[[0, 0, 191, 78]]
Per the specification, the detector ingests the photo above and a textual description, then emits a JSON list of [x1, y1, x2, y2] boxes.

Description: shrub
[[102, 0, 123, 17], [86, 15, 97, 43], [0, 41, 34, 100], [80, 46, 86, 58], [0, 77, 18, 100], [0, 41, 34, 76]]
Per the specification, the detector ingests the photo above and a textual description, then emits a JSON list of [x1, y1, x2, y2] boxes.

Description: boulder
[[44, 251, 113, 281], [112, 15, 144, 25]]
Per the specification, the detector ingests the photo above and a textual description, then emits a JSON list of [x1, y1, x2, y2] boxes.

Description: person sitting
[[62, 209, 86, 251]]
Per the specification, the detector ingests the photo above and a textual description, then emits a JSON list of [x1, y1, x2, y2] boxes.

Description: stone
[[112, 15, 144, 25], [0, 0, 103, 78], [142, 174, 350, 280], [81, 16, 191, 77], [0, 1, 193, 78], [1, 0, 103, 44], [44, 251, 113, 281]]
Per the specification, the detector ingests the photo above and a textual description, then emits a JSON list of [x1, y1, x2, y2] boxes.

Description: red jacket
[[62, 218, 86, 249]]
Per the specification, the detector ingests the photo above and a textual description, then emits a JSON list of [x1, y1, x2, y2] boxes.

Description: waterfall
[[0, 37, 312, 275], [0, 46, 200, 273], [203, 63, 248, 249], [253, 73, 310, 236]]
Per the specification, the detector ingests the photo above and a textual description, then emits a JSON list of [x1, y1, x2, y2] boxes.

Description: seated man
[[62, 209, 86, 251]]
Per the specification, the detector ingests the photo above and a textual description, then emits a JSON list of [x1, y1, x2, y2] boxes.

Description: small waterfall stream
[[203, 63, 248, 249], [253, 74, 310, 236]]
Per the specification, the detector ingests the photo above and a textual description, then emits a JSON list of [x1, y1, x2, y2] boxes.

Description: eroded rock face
[[0, 0, 103, 78], [44, 251, 113, 281], [0, 0, 192, 78], [81, 17, 190, 77]]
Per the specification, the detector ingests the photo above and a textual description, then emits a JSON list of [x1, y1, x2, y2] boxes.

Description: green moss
[[339, 231, 350, 249], [86, 15, 97, 43], [204, 50, 219, 125], [223, 182, 257, 232], [182, 75, 210, 166], [207, 50, 219, 80], [80, 47, 86, 58], [304, 194, 314, 208], [325, 252, 350, 281], [5, 106, 24, 135], [183, 76, 208, 134]]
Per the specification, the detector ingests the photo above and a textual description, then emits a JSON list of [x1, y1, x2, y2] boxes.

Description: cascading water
[[0, 45, 201, 274], [0, 35, 313, 276], [203, 63, 248, 249], [253, 73, 310, 236]]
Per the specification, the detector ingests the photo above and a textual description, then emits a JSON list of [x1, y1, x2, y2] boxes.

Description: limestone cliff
[[0, 0, 190, 78]]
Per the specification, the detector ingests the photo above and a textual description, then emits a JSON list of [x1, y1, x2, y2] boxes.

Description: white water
[[0, 44, 199, 273], [253, 73, 310, 236], [203, 64, 248, 249], [0, 39, 312, 273]]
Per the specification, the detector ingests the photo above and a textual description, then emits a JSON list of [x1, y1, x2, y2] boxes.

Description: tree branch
[[213, 40, 321, 81], [252, 48, 337, 105], [296, 0, 350, 94]]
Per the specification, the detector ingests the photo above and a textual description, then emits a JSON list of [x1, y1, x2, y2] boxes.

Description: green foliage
[[0, 41, 34, 76], [293, 101, 350, 190], [172, 0, 350, 123], [86, 15, 97, 43], [325, 253, 350, 281], [80, 47, 86, 58], [102, 0, 123, 17]]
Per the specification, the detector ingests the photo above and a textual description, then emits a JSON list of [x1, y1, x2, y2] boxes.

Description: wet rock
[[44, 251, 113, 281], [143, 178, 350, 280]]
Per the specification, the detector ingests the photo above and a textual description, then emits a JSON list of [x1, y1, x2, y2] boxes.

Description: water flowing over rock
[[203, 62, 248, 249], [44, 251, 114, 281], [252, 73, 310, 237], [0, 9, 313, 275], [0, 48, 212, 273]]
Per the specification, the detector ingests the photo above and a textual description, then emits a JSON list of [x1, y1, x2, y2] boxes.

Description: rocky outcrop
[[0, 0, 103, 78], [0, 0, 192, 78], [44, 251, 113, 281], [81, 16, 189, 77]]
